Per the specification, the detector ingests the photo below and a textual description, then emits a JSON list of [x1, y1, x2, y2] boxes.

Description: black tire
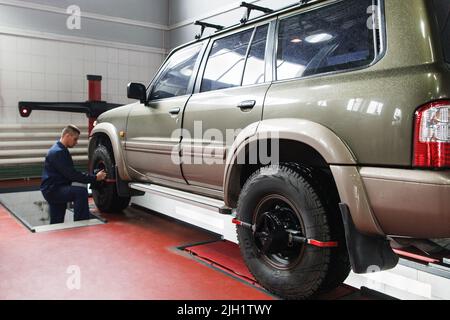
[[284, 163, 350, 293], [90, 144, 130, 213], [236, 164, 343, 299]]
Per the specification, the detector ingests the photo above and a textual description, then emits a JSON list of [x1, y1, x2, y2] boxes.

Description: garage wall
[[0, 35, 165, 124], [0, 0, 168, 125], [0, 0, 303, 125], [0, 0, 169, 48], [168, 0, 299, 49]]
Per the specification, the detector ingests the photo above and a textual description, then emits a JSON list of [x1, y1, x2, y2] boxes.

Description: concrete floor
[[0, 203, 274, 300]]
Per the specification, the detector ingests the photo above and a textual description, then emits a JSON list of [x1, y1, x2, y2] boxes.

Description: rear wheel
[[91, 144, 130, 213], [236, 164, 335, 299], [284, 163, 350, 293]]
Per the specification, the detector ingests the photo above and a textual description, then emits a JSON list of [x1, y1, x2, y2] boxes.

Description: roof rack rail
[[194, 21, 225, 40], [191, 0, 317, 40], [239, 2, 274, 24]]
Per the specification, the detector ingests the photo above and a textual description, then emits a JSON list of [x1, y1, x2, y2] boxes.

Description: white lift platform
[[129, 184, 450, 300]]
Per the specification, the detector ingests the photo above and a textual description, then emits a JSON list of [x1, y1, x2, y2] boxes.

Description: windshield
[[432, 0, 450, 63]]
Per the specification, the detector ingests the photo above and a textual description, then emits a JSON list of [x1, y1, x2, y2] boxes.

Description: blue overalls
[[41, 141, 96, 224]]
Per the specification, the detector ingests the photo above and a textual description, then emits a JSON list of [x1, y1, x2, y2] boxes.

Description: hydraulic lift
[[131, 191, 450, 300]]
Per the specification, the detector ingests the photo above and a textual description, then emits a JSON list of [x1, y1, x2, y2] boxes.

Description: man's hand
[[96, 169, 107, 181]]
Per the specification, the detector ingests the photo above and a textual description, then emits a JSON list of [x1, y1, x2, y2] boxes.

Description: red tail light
[[414, 101, 450, 168]]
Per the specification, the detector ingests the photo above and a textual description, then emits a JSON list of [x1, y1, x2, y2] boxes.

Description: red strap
[[307, 239, 339, 248], [231, 218, 241, 225], [393, 249, 440, 264]]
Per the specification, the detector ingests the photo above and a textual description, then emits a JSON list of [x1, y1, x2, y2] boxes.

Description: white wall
[[0, 0, 169, 48], [0, 0, 168, 125], [0, 34, 165, 125], [0, 0, 305, 125]]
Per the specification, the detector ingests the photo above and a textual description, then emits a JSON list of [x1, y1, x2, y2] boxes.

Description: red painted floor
[[0, 203, 274, 300], [185, 241, 259, 286]]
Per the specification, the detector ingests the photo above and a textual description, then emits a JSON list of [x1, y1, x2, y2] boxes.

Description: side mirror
[[127, 83, 147, 105]]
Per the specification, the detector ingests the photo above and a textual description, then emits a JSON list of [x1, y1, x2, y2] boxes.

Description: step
[[0, 140, 88, 149], [0, 132, 88, 140], [0, 155, 88, 165], [0, 148, 87, 157], [129, 183, 232, 215], [0, 124, 88, 132]]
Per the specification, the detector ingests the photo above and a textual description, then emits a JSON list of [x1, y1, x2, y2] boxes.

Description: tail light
[[414, 101, 450, 168]]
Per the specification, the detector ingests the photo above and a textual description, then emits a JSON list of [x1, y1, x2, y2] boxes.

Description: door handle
[[169, 107, 181, 116], [237, 100, 256, 110]]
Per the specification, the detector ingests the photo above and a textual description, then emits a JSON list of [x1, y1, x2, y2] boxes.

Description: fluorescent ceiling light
[[305, 33, 333, 43]]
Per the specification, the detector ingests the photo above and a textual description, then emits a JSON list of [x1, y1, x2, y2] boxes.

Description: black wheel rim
[[93, 160, 108, 201], [252, 195, 305, 270]]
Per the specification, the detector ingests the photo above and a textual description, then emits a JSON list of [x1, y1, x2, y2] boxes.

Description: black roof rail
[[240, 2, 274, 24], [191, 0, 318, 40], [194, 21, 224, 40]]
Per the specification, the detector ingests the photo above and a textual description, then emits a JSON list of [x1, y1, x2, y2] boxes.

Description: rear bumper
[[360, 168, 450, 238]]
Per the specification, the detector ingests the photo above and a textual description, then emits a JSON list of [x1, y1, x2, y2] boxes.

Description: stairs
[[0, 124, 88, 180]]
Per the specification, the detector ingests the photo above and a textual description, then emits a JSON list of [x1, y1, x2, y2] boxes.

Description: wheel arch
[[89, 122, 131, 180], [223, 118, 384, 236]]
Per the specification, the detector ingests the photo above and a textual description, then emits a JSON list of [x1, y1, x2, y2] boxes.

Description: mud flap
[[115, 166, 144, 197], [339, 203, 399, 274]]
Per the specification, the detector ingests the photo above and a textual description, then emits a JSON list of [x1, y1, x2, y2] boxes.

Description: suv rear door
[[125, 41, 207, 183], [181, 22, 274, 190]]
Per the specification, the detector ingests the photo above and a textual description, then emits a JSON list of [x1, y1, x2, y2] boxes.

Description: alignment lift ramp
[[128, 182, 450, 300]]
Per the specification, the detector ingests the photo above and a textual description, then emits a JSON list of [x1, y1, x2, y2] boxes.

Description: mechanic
[[41, 124, 107, 224]]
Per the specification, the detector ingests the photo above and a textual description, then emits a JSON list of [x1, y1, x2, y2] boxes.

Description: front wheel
[[236, 164, 336, 300], [90, 144, 130, 213]]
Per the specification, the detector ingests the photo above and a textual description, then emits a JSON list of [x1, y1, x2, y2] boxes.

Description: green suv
[[88, 0, 450, 299]]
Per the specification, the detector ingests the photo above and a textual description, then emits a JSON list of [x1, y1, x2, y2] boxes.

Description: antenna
[[194, 21, 225, 40], [240, 2, 273, 24]]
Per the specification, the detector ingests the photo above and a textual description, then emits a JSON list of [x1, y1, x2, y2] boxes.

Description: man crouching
[[41, 124, 106, 224]]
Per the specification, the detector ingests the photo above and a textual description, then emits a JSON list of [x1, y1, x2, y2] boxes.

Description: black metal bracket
[[240, 2, 273, 24], [231, 218, 338, 248], [194, 21, 224, 40], [18, 101, 122, 118]]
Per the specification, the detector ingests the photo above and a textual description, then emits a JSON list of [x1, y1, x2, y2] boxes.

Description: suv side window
[[431, 0, 450, 63], [242, 24, 269, 86], [276, 0, 376, 81], [150, 43, 202, 100], [201, 29, 253, 92]]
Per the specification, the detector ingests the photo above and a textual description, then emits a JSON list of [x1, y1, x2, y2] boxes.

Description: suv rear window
[[432, 0, 450, 63], [201, 29, 253, 92], [276, 0, 378, 81]]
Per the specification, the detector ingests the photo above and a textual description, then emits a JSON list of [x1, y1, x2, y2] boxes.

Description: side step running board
[[129, 183, 232, 215]]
